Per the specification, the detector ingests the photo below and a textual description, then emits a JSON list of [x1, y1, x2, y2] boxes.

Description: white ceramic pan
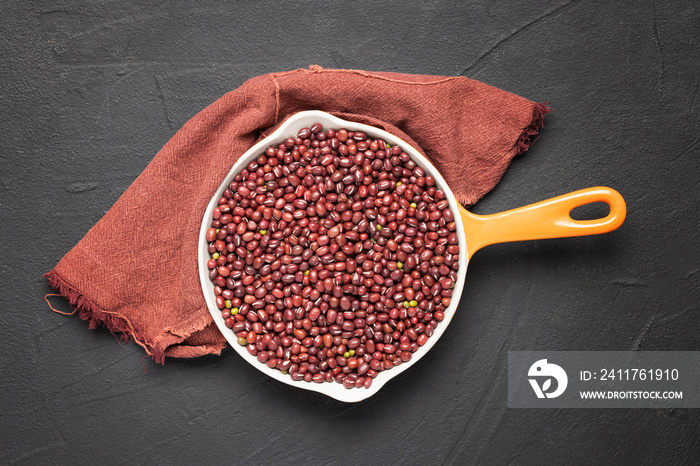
[[199, 111, 626, 402]]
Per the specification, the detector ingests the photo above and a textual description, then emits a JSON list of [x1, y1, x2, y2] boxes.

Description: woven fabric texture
[[46, 66, 548, 362]]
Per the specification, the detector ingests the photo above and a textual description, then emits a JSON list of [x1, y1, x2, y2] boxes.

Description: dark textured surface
[[2, 1, 699, 464]]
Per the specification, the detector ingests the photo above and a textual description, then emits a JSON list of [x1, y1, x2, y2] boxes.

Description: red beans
[[207, 124, 459, 389]]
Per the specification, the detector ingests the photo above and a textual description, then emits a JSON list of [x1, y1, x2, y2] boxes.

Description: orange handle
[[459, 187, 626, 259]]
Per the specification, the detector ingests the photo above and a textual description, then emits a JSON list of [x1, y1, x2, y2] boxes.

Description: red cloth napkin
[[45, 66, 548, 362]]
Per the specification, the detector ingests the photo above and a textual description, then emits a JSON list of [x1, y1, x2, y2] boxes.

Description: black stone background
[[2, 1, 699, 464]]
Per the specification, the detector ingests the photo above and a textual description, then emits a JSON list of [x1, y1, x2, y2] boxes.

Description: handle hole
[[569, 201, 610, 220]]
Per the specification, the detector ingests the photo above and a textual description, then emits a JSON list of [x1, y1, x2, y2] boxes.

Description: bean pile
[[206, 123, 459, 389]]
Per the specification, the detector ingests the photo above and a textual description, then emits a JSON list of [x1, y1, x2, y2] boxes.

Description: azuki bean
[[208, 123, 459, 389]]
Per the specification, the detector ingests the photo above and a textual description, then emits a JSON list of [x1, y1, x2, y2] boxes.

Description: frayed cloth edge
[[44, 269, 165, 364], [516, 101, 551, 155], [455, 101, 551, 207]]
